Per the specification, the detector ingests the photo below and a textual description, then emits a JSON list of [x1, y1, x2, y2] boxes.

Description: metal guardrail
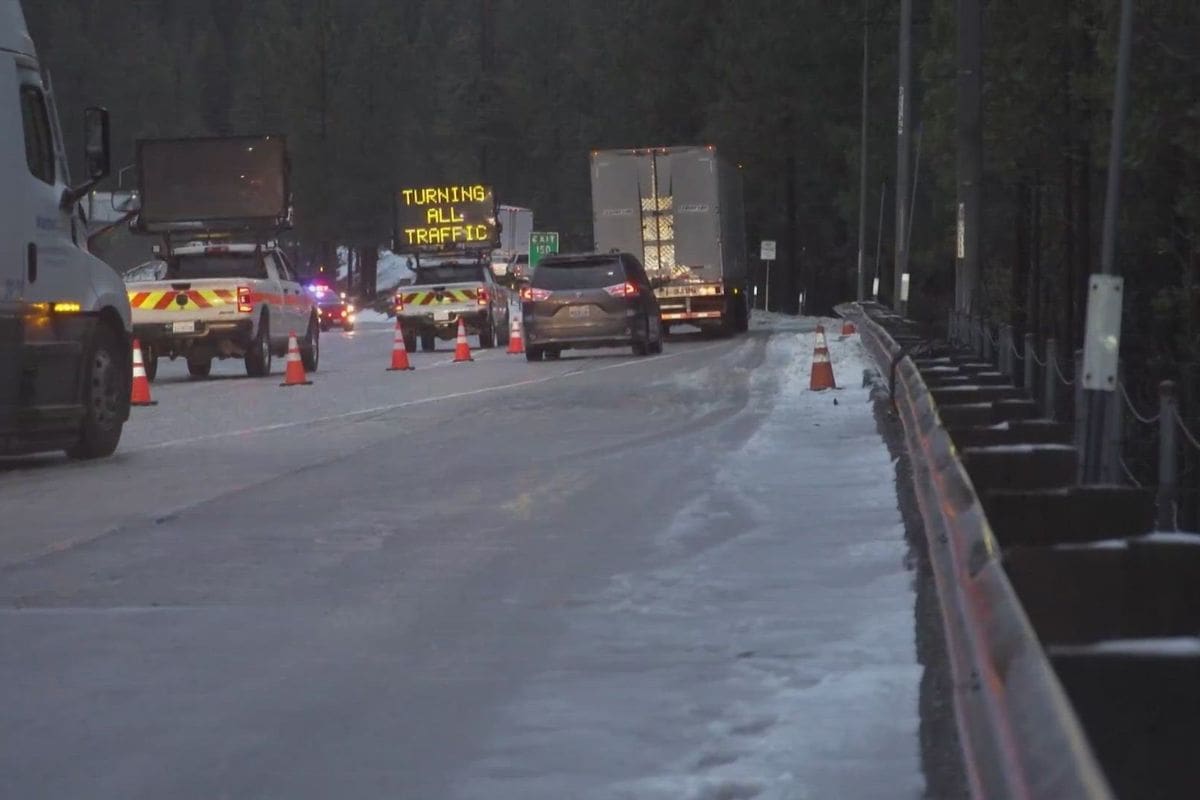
[[838, 301, 1115, 800]]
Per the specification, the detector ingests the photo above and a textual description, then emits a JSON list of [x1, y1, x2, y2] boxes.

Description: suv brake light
[[394, 293, 405, 312], [604, 282, 639, 298], [521, 287, 551, 302], [477, 288, 490, 306], [237, 286, 253, 313]]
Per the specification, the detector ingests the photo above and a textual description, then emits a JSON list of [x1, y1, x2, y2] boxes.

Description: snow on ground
[[452, 325, 925, 800], [352, 308, 394, 326]]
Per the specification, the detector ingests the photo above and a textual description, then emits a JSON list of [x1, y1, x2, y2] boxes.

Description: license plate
[[172, 321, 196, 334], [568, 305, 590, 319], [434, 310, 451, 322]]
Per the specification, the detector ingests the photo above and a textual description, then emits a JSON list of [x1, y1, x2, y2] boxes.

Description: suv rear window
[[168, 254, 268, 280], [413, 265, 484, 285], [532, 259, 624, 290]]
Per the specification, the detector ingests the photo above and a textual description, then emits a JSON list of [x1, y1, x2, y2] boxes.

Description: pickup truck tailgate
[[397, 282, 482, 314], [127, 279, 244, 323]]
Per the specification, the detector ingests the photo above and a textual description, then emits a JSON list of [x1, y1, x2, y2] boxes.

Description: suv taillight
[[521, 287, 551, 302], [394, 293, 404, 312], [237, 286, 253, 313], [477, 288, 490, 306], [604, 282, 639, 298]]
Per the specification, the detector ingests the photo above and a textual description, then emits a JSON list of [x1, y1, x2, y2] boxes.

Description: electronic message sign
[[137, 135, 290, 231], [395, 184, 498, 251]]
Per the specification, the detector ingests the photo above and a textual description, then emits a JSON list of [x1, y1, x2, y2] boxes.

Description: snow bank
[[337, 247, 413, 292]]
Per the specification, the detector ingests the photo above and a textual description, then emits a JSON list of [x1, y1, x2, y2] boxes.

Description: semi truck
[[1, 0, 131, 458], [590, 145, 749, 334]]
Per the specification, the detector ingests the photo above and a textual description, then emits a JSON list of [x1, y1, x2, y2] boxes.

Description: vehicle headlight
[[347, 304, 355, 312]]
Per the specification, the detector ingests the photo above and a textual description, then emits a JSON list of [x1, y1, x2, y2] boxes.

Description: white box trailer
[[590, 145, 749, 333], [1, 0, 130, 458], [491, 205, 533, 276]]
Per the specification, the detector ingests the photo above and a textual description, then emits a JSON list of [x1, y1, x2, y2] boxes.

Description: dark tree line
[[27, 1, 1200, 359], [28, 1, 881, 310]]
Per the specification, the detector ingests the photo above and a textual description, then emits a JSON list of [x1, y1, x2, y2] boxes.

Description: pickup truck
[[125, 242, 318, 379], [393, 259, 510, 352]]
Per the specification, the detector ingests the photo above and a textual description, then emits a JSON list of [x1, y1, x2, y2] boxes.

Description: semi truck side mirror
[[84, 107, 111, 181], [60, 107, 112, 210]]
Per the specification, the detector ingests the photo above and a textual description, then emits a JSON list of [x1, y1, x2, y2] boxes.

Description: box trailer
[[590, 146, 748, 333]]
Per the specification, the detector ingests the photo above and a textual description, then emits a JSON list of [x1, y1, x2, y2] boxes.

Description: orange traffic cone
[[506, 314, 524, 354], [280, 331, 312, 386], [810, 325, 837, 391], [130, 339, 157, 406], [452, 316, 473, 363], [387, 317, 414, 371], [841, 319, 857, 336]]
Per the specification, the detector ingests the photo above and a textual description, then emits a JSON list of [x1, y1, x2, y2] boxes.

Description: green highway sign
[[528, 231, 559, 269]]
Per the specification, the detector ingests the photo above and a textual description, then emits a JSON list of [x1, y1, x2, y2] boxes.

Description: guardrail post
[[1156, 380, 1178, 530], [948, 310, 958, 346], [1075, 349, 1087, 483], [1044, 338, 1057, 420], [1100, 362, 1123, 484], [968, 315, 977, 355], [982, 321, 993, 363], [1006, 326, 1016, 377], [997, 325, 1006, 375], [1024, 333, 1036, 398]]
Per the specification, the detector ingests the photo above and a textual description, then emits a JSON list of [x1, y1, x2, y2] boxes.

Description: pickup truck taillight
[[477, 288, 490, 306], [604, 282, 639, 298], [237, 286, 253, 313], [521, 287, 551, 302]]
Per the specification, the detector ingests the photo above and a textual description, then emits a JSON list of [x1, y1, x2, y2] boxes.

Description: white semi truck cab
[[0, 0, 131, 458]]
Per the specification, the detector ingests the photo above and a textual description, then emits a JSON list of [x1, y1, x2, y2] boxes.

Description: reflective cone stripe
[[506, 314, 524, 354], [453, 316, 473, 363], [280, 332, 313, 386], [130, 339, 157, 406], [388, 318, 414, 371], [810, 335, 837, 391]]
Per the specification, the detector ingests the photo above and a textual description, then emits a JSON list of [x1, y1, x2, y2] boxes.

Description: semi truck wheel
[[67, 323, 128, 460]]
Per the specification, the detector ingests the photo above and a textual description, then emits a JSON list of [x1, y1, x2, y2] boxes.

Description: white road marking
[[130, 341, 729, 453]]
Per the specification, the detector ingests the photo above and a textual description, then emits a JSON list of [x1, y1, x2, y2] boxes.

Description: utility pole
[[874, 181, 887, 298], [893, 0, 912, 312], [856, 0, 870, 302], [1082, 0, 1134, 483], [955, 0, 983, 313]]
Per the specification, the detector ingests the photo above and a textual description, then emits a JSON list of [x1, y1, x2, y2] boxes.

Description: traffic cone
[[452, 316, 473, 363], [280, 331, 313, 386], [810, 325, 837, 391], [841, 319, 857, 336], [130, 339, 157, 406], [387, 317, 414, 371], [506, 314, 524, 354]]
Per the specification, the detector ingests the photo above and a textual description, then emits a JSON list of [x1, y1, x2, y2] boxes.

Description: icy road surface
[[0, 316, 951, 799]]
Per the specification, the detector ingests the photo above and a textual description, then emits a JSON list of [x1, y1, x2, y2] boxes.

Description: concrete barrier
[[838, 301, 1114, 800]]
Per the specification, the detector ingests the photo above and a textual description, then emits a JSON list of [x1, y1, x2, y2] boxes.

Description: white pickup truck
[[393, 258, 510, 352], [125, 242, 318, 379]]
